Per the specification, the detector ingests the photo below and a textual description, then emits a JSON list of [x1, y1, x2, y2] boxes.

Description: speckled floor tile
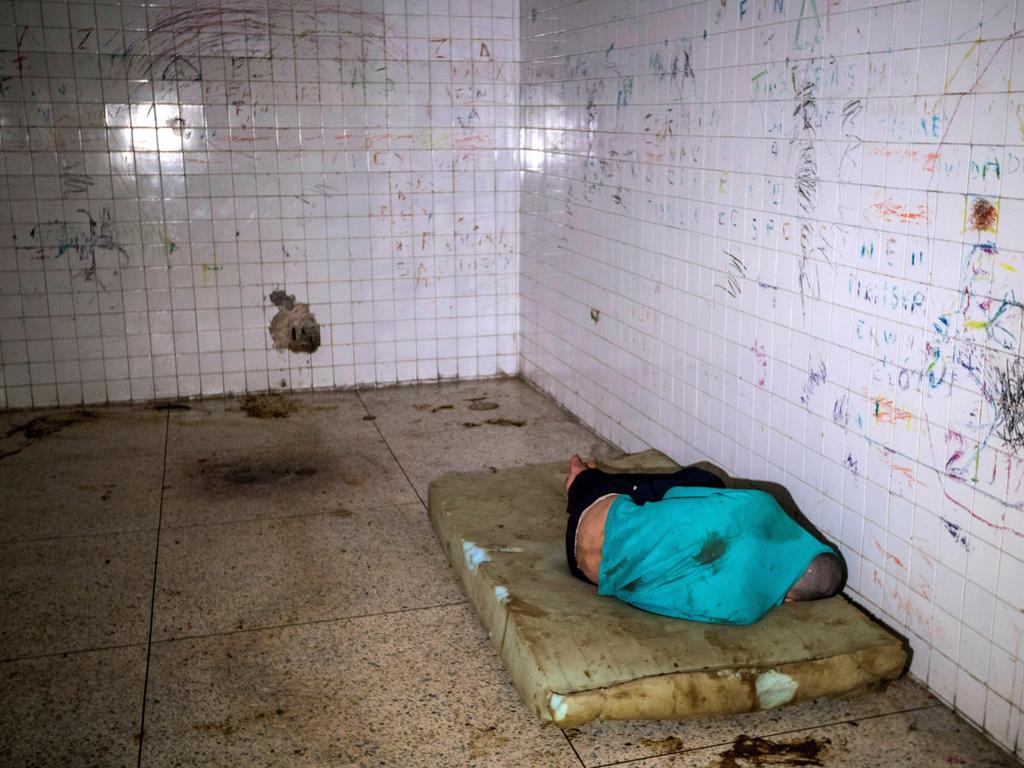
[[0, 530, 157, 659], [160, 436, 418, 527], [358, 378, 573, 438], [0, 455, 163, 543], [164, 391, 378, 461], [609, 704, 1020, 767], [0, 645, 146, 767], [153, 503, 464, 640], [386, 418, 617, 499], [140, 603, 579, 767], [566, 677, 938, 765]]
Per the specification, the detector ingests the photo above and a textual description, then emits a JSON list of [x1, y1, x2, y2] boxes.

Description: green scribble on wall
[[795, 0, 822, 51]]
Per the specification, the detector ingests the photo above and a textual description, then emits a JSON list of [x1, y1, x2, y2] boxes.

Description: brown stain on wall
[[969, 197, 998, 232]]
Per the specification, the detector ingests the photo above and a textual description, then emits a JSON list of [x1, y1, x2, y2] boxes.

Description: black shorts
[[565, 466, 726, 584]]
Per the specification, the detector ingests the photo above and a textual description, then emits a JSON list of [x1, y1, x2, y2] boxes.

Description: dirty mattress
[[427, 450, 907, 727]]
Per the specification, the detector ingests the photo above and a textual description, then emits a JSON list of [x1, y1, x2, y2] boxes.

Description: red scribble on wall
[[868, 146, 940, 172], [874, 540, 906, 570], [869, 198, 929, 223], [873, 396, 913, 424]]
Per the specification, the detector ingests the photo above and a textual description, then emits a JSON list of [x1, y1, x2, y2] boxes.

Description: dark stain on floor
[[6, 410, 98, 440], [468, 400, 500, 411], [185, 447, 374, 500], [414, 403, 454, 413], [220, 465, 318, 486], [715, 734, 828, 767], [1, 410, 99, 460], [193, 707, 287, 737], [639, 736, 685, 753], [241, 393, 298, 419], [463, 418, 526, 428]]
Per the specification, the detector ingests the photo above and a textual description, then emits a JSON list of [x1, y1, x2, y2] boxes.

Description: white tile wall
[[519, 0, 1024, 758], [0, 0, 519, 408]]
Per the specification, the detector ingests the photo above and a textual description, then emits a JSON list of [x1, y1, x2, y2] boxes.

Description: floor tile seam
[[355, 389, 428, 507], [136, 409, 172, 768], [584, 702, 946, 767], [0, 640, 149, 665], [0, 525, 162, 547], [156, 501, 429, 532], [149, 599, 472, 646]]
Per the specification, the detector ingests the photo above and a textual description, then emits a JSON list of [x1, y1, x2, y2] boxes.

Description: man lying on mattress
[[564, 455, 846, 625]]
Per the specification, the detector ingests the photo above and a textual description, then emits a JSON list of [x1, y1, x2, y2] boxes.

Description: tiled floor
[[0, 378, 1019, 767]]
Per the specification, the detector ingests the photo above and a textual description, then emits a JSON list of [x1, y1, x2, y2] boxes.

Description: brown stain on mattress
[[715, 734, 828, 767], [506, 598, 548, 618]]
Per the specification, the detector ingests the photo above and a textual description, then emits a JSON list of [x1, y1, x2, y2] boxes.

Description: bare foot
[[565, 454, 591, 494]]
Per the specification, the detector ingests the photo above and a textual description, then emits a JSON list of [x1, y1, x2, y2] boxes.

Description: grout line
[[587, 702, 946, 768], [354, 389, 428, 507], [135, 409, 171, 768], [149, 600, 471, 647], [561, 727, 588, 767], [0, 640, 149, 666]]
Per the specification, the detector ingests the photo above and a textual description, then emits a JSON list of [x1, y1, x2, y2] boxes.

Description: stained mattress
[[427, 450, 907, 727]]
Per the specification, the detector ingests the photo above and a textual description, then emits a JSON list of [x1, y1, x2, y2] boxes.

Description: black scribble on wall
[[115, 3, 394, 82], [800, 359, 827, 405], [161, 54, 202, 81], [993, 355, 1024, 450], [60, 163, 95, 196], [837, 98, 864, 224], [793, 81, 824, 313], [841, 98, 863, 133], [941, 518, 971, 551], [794, 81, 818, 129], [713, 250, 747, 300], [30, 208, 128, 281], [832, 394, 849, 426], [795, 144, 817, 215], [844, 452, 859, 477]]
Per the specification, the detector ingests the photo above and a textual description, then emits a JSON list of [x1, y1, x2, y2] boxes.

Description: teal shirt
[[597, 486, 834, 625]]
